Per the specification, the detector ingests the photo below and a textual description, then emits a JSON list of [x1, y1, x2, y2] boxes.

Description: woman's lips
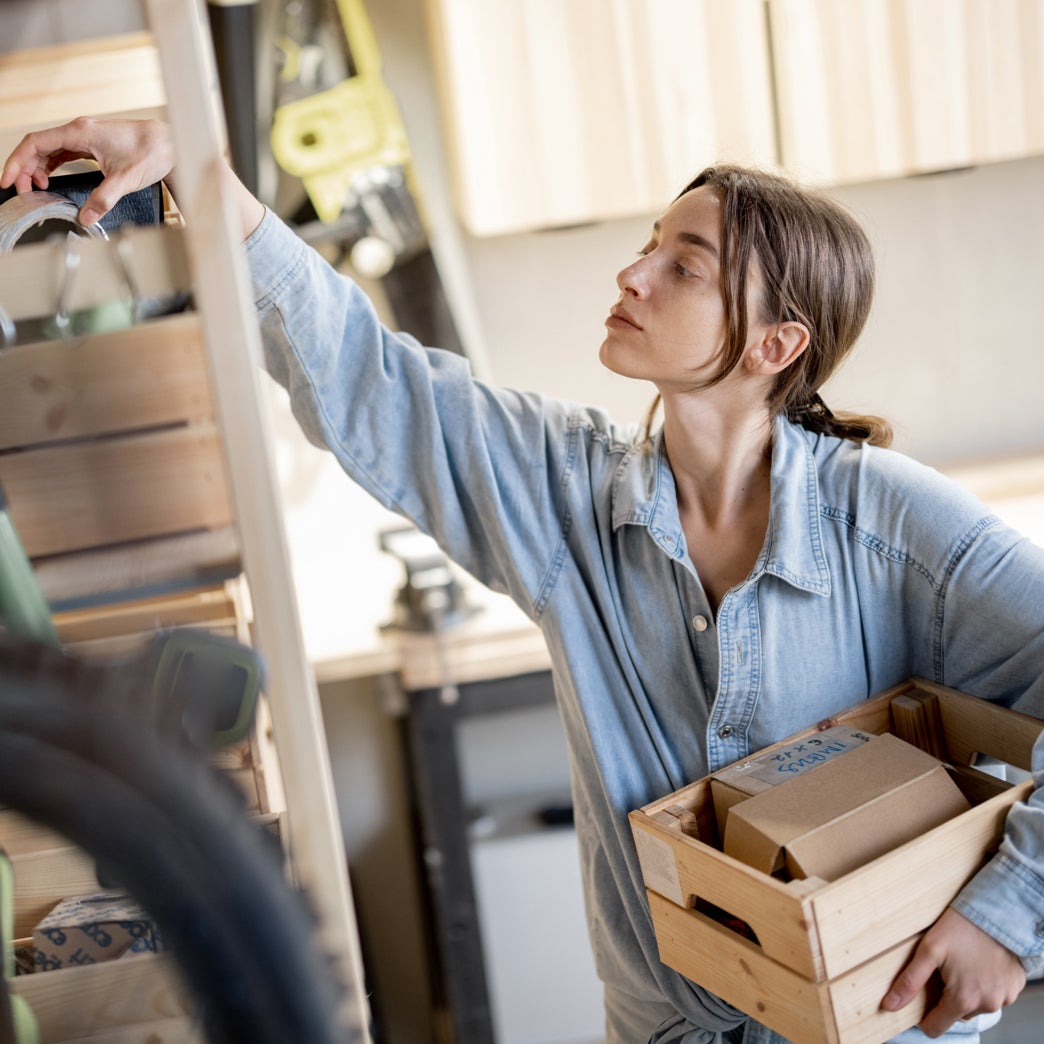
[[606, 306, 642, 330]]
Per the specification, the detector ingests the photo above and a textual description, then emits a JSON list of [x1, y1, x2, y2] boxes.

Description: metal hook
[[110, 234, 144, 324], [53, 233, 81, 339], [0, 304, 15, 348]]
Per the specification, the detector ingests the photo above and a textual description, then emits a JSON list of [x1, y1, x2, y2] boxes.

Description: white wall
[[457, 156, 1044, 468]]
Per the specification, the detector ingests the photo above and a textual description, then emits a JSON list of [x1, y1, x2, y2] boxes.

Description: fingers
[[80, 180, 131, 226], [1, 122, 93, 191], [882, 909, 1027, 1039], [882, 944, 938, 1014], [0, 145, 44, 193], [2, 118, 175, 222], [882, 947, 977, 1039]]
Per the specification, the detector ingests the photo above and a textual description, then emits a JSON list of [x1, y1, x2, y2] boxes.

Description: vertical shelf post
[[142, 0, 371, 1037]]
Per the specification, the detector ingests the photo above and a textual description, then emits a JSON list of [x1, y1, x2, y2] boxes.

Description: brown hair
[[642, 164, 891, 447]]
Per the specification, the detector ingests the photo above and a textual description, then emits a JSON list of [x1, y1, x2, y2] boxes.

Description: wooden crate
[[0, 313, 235, 565], [628, 678, 1044, 1044]]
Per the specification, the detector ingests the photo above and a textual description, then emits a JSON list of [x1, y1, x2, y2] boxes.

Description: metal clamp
[[52, 233, 82, 339], [0, 305, 14, 349]]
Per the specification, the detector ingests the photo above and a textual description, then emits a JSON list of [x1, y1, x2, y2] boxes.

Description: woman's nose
[[617, 257, 648, 297]]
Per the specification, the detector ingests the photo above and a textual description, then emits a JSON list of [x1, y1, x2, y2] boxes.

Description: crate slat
[[49, 1014, 204, 1044], [33, 527, 241, 611], [52, 582, 238, 645], [0, 423, 233, 558], [808, 782, 1028, 980], [0, 225, 191, 325], [649, 891, 929, 1044], [0, 810, 70, 857], [10, 844, 101, 939], [0, 314, 212, 450], [648, 891, 838, 1044], [11, 953, 194, 1042], [0, 33, 165, 146], [919, 679, 1042, 771]]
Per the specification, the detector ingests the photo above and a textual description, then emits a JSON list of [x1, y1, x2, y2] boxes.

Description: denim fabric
[[0, 171, 162, 231], [246, 209, 1044, 1043]]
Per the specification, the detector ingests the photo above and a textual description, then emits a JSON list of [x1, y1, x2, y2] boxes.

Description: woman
[[5, 118, 1043, 1044]]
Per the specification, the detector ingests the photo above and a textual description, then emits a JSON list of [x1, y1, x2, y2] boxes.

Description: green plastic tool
[[1, 849, 41, 1044], [0, 484, 57, 645]]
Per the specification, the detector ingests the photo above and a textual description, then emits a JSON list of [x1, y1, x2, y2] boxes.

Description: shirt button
[[1036, 919, 1044, 938], [692, 614, 709, 633], [717, 724, 735, 739]]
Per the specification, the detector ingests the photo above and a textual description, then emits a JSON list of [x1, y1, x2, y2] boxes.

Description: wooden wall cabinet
[[769, 0, 1044, 186], [424, 0, 1044, 236], [423, 0, 777, 236]]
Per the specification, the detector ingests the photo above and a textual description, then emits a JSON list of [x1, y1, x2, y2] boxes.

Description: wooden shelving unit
[[0, 2, 370, 1040]]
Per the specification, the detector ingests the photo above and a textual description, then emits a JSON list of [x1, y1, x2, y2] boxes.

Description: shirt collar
[[761, 415, 832, 595], [610, 416, 831, 595]]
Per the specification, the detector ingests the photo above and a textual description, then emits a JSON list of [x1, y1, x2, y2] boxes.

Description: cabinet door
[[425, 0, 777, 236], [769, 0, 1044, 185]]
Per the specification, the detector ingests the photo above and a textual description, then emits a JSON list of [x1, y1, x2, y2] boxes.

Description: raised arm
[[0, 117, 263, 240]]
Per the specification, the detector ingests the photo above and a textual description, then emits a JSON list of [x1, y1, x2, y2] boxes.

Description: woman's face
[[599, 185, 764, 393]]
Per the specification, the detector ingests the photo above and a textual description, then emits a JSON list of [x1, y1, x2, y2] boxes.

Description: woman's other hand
[[882, 906, 1026, 1037], [0, 117, 175, 225]]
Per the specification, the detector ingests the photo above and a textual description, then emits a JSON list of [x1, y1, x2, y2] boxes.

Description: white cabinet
[[472, 828, 605, 1044], [460, 702, 604, 1043]]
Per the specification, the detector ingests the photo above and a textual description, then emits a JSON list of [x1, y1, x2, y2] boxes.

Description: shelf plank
[[10, 843, 101, 939], [0, 32, 166, 160]]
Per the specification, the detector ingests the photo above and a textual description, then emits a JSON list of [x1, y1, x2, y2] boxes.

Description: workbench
[[312, 563, 560, 1043]]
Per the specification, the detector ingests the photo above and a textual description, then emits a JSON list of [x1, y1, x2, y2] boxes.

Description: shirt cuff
[[951, 849, 1044, 980], [242, 206, 308, 310]]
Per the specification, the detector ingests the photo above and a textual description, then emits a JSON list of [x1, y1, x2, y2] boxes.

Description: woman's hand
[[0, 117, 175, 225], [882, 906, 1026, 1037]]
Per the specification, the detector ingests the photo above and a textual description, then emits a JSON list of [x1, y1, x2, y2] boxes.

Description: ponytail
[[786, 393, 892, 447], [639, 392, 891, 449]]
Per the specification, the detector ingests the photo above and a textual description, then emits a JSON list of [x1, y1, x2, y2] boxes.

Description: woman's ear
[[747, 321, 810, 375]]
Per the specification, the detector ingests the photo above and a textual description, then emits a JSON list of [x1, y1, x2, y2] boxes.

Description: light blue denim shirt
[[246, 210, 1044, 1042]]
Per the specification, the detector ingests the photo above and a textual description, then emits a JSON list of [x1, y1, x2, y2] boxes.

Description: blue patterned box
[[32, 891, 162, 971]]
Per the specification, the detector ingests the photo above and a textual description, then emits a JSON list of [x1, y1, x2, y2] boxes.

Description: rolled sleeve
[[951, 729, 1044, 979]]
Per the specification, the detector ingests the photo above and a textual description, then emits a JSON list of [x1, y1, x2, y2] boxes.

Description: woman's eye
[[675, 263, 697, 278]]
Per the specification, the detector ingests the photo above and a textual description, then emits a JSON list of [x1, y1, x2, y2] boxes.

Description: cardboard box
[[709, 725, 874, 836], [628, 678, 1044, 1044], [722, 734, 971, 881], [32, 891, 162, 971]]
